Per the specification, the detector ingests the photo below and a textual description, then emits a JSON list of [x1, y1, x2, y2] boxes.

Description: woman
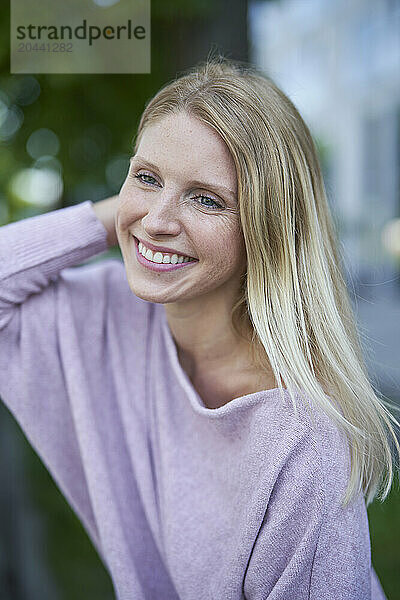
[[0, 56, 398, 599]]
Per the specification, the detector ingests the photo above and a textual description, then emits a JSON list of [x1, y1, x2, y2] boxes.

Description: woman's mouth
[[133, 236, 199, 273]]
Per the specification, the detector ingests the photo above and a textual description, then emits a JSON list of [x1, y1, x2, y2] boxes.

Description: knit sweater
[[0, 200, 387, 599]]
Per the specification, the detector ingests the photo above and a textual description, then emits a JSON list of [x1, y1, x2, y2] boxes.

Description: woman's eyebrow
[[130, 155, 236, 199]]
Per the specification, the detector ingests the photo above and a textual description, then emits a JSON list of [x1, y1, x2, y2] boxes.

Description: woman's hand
[[92, 195, 119, 248]]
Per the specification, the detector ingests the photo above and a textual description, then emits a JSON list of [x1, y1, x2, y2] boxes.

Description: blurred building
[[249, 0, 400, 398]]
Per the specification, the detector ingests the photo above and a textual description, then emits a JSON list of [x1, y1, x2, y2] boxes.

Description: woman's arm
[[0, 200, 112, 556], [0, 201, 109, 329], [92, 195, 119, 248]]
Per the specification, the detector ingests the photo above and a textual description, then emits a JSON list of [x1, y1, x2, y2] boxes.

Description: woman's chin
[[125, 279, 176, 304]]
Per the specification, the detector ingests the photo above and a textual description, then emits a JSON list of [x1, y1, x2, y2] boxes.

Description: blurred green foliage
[[0, 0, 246, 224], [368, 481, 400, 600]]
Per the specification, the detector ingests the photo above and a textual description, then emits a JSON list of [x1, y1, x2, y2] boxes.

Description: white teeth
[[153, 252, 163, 264], [137, 240, 194, 264]]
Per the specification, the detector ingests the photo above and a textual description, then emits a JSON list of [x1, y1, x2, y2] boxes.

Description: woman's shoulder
[[251, 387, 352, 503], [284, 388, 354, 507]]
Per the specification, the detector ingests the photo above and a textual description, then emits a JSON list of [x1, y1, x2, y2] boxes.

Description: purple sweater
[[0, 200, 387, 599]]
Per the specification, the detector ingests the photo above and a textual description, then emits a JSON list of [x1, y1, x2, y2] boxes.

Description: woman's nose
[[142, 195, 181, 238]]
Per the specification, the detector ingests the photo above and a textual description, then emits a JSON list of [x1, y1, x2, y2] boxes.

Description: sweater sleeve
[[0, 201, 109, 557], [243, 423, 384, 600], [0, 200, 108, 329]]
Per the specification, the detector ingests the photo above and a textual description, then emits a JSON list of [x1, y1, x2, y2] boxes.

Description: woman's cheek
[[117, 186, 146, 229]]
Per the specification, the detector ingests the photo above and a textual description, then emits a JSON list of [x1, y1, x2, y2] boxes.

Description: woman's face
[[116, 110, 247, 307]]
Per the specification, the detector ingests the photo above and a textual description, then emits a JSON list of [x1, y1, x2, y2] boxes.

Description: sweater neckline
[[159, 305, 286, 418]]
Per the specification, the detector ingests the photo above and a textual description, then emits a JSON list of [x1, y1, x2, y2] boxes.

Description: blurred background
[[0, 0, 399, 598]]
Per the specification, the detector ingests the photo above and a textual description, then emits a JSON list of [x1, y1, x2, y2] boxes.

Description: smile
[[133, 237, 198, 273], [138, 239, 195, 264]]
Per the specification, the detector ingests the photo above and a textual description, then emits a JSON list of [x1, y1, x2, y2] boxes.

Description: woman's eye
[[133, 172, 223, 210], [192, 194, 223, 210], [134, 172, 158, 185]]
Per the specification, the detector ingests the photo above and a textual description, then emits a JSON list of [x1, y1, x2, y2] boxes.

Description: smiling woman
[[116, 111, 250, 348], [0, 55, 398, 600]]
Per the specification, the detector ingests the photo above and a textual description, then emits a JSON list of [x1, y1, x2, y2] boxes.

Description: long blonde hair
[[133, 54, 400, 507]]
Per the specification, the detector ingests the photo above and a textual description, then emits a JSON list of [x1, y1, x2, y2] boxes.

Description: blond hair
[[133, 53, 400, 507]]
